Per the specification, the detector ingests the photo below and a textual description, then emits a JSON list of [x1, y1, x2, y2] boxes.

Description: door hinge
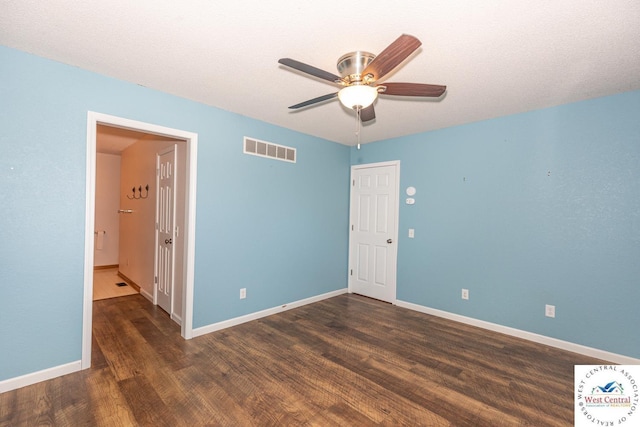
[[350, 269, 353, 276], [154, 276, 158, 284], [351, 224, 354, 231], [352, 179, 355, 186]]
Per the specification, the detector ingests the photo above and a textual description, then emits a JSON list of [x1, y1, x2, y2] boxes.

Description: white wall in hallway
[[94, 153, 120, 266]]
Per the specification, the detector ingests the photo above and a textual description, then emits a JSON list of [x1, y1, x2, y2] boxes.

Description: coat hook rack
[[127, 184, 149, 200]]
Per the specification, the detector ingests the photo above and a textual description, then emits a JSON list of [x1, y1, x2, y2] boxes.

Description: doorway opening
[[83, 112, 198, 369]]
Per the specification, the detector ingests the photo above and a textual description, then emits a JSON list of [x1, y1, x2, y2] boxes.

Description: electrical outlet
[[408, 228, 415, 238], [461, 289, 469, 300], [545, 304, 555, 318], [240, 288, 246, 299]]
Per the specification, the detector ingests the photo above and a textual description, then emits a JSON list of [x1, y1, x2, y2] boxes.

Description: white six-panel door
[[349, 161, 399, 303], [156, 146, 177, 314]]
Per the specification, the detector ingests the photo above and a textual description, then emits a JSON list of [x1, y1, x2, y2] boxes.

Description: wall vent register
[[244, 136, 296, 163]]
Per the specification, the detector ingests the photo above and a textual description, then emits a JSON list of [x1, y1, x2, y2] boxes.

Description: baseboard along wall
[[395, 299, 640, 366], [116, 271, 140, 292], [93, 264, 118, 270], [3, 289, 637, 394]]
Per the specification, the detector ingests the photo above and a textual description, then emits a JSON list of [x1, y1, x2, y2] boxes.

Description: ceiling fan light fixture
[[338, 85, 378, 109]]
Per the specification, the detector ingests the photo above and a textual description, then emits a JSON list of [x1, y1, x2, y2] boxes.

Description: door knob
[[387, 239, 393, 244], [165, 238, 172, 244]]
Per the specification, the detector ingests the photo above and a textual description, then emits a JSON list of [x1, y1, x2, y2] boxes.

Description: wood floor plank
[[232, 317, 456, 425], [200, 332, 327, 425], [91, 307, 146, 382], [1, 293, 610, 426], [172, 364, 255, 426], [85, 368, 137, 427], [117, 374, 180, 426]]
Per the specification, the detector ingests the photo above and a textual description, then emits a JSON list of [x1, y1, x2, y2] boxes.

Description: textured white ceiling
[[2, 0, 639, 145]]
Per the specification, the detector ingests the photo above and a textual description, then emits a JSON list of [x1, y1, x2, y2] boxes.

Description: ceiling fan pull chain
[[355, 106, 361, 150]]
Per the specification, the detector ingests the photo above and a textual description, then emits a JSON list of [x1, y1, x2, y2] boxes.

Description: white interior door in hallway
[[156, 146, 177, 315], [348, 161, 399, 303]]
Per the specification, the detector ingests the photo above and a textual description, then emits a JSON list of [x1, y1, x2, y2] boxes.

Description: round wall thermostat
[[406, 186, 416, 196]]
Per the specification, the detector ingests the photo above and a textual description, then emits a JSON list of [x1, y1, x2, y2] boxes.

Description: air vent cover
[[244, 137, 296, 163]]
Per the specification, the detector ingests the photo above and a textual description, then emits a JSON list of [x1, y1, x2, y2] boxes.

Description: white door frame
[[83, 112, 198, 369], [348, 160, 400, 303]]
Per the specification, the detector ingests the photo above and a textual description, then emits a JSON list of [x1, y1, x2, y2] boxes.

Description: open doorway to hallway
[[83, 112, 198, 370], [94, 124, 185, 316]]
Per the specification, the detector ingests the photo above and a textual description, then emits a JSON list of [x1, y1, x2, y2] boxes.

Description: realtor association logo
[[575, 365, 639, 426]]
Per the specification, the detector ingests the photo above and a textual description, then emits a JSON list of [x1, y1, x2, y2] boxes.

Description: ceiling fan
[[278, 34, 446, 122]]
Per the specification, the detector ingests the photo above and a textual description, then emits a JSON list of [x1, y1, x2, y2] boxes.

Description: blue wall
[[0, 46, 350, 381], [2, 44, 638, 384], [352, 90, 640, 358]]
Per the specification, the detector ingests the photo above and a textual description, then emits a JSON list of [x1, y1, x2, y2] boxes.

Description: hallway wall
[[94, 153, 120, 266]]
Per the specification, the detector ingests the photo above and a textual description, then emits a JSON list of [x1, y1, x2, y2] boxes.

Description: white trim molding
[[396, 300, 640, 365], [140, 287, 154, 303], [192, 289, 348, 338], [84, 111, 199, 370], [0, 361, 81, 394]]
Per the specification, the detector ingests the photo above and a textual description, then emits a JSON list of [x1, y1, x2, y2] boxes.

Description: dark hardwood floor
[[1, 293, 606, 426]]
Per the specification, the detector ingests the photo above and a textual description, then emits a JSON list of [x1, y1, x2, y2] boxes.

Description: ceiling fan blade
[[379, 82, 446, 97], [361, 34, 422, 82], [288, 92, 338, 109], [278, 58, 343, 84], [360, 105, 376, 122]]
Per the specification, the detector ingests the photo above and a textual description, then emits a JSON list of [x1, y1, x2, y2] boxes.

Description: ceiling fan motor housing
[[337, 51, 375, 83]]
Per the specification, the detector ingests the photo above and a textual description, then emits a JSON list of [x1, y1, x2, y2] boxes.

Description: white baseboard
[[396, 300, 640, 365], [140, 288, 153, 302], [192, 288, 348, 338], [171, 313, 183, 326], [0, 360, 81, 394], [1, 289, 347, 393], [8, 292, 631, 395]]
